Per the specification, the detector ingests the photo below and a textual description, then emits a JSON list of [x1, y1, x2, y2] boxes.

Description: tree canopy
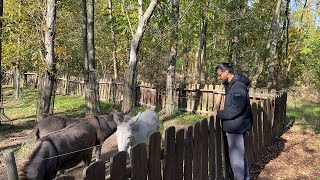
[[1, 0, 319, 90]]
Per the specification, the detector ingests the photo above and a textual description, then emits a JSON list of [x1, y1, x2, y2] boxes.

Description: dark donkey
[[21, 111, 129, 180], [34, 111, 131, 161]]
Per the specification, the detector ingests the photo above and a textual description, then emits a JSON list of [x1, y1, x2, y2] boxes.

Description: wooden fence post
[[110, 151, 127, 180], [83, 161, 105, 180], [163, 127, 176, 180], [200, 119, 208, 180], [148, 132, 162, 180], [131, 144, 148, 180], [175, 129, 185, 180], [3, 151, 19, 180], [193, 122, 201, 179], [184, 126, 193, 180]]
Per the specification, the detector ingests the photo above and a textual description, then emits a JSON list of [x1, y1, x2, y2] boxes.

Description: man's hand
[[213, 110, 218, 116]]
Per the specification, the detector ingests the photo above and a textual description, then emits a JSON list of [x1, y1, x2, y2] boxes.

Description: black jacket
[[217, 73, 253, 134]]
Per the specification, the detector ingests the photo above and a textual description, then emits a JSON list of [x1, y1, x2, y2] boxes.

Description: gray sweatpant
[[226, 133, 250, 180]]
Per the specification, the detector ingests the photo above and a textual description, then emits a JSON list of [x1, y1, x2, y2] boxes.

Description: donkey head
[[115, 112, 141, 153]]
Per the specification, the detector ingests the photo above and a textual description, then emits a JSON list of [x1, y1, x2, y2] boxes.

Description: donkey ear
[[128, 112, 141, 125], [113, 112, 123, 125]]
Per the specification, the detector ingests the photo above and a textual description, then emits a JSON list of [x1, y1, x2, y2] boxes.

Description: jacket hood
[[234, 73, 250, 87]]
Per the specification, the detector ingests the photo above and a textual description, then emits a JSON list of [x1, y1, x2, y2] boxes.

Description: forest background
[[2, 0, 319, 94]]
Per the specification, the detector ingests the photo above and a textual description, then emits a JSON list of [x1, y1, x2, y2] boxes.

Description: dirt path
[[1, 122, 319, 180], [250, 124, 320, 180]]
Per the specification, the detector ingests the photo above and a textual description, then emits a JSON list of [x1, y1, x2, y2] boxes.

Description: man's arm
[[217, 84, 247, 120]]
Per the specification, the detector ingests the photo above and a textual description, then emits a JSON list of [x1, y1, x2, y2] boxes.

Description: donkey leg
[[83, 151, 93, 167], [95, 145, 101, 161]]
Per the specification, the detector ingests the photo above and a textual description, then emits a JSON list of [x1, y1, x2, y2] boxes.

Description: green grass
[[171, 112, 207, 124], [162, 111, 207, 133], [286, 102, 320, 134]]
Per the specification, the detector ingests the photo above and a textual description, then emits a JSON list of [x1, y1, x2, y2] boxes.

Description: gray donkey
[[21, 111, 129, 180]]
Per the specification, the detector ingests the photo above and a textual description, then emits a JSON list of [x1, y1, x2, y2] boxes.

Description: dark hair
[[215, 62, 234, 74]]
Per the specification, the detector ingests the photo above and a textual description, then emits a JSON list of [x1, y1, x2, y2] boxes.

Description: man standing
[[214, 62, 253, 180]]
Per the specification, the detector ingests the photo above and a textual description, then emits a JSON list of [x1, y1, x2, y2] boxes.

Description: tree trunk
[[122, 0, 157, 113], [275, 0, 290, 88], [165, 0, 179, 116], [183, 50, 189, 86], [194, 3, 207, 85], [108, 0, 118, 81], [201, 11, 208, 83], [13, 0, 23, 99], [194, 20, 202, 84], [36, 0, 57, 122], [83, 0, 100, 117], [12, 63, 21, 99], [0, 0, 6, 124], [267, 1, 282, 89], [233, 0, 246, 66], [251, 0, 282, 87], [285, 0, 309, 82]]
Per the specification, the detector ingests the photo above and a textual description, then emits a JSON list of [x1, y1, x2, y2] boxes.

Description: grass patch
[[162, 112, 208, 132], [172, 112, 207, 124], [287, 103, 320, 134]]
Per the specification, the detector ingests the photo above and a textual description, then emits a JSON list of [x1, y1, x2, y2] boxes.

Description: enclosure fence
[[4, 72, 287, 180], [79, 91, 286, 180]]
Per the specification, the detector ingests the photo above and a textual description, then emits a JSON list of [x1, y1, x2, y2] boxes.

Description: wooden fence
[[4, 72, 288, 179], [80, 90, 287, 179], [12, 73, 284, 116]]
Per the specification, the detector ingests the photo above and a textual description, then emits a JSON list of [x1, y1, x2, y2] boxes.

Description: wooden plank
[[163, 127, 176, 180], [261, 99, 267, 150], [151, 89, 156, 108], [213, 85, 224, 112], [215, 116, 223, 179], [140, 85, 144, 107], [270, 89, 277, 140], [251, 102, 258, 162], [186, 85, 192, 112], [257, 100, 263, 156], [201, 85, 208, 114], [222, 132, 232, 180], [191, 84, 196, 112], [201, 119, 208, 180], [283, 92, 288, 133], [83, 161, 105, 180], [131, 144, 148, 180], [184, 126, 193, 180], [196, 84, 202, 113], [193, 122, 201, 180], [175, 129, 184, 180], [263, 99, 270, 148], [148, 132, 162, 180], [267, 98, 273, 146], [207, 85, 214, 113], [110, 151, 127, 180], [208, 116, 216, 180]]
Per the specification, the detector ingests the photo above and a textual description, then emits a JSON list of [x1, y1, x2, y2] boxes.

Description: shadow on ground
[[250, 136, 287, 179]]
